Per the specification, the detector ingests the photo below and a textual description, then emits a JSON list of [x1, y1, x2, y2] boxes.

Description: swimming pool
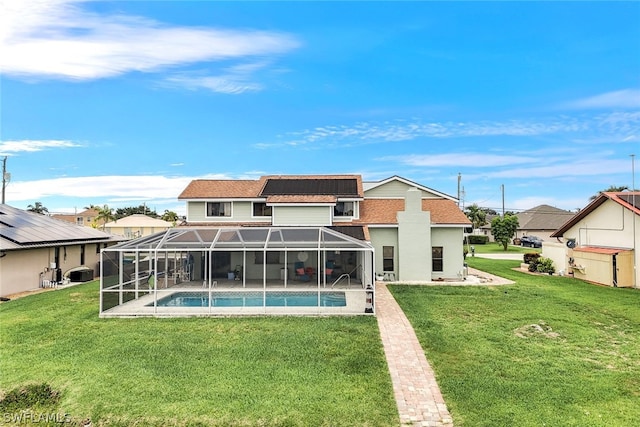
[[149, 291, 347, 307]]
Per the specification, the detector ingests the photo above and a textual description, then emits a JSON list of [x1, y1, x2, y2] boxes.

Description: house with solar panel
[[544, 191, 640, 288], [98, 175, 470, 316], [0, 204, 124, 298]]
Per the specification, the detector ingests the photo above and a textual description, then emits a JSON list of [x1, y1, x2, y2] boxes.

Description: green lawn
[[0, 282, 398, 427], [390, 257, 640, 427]]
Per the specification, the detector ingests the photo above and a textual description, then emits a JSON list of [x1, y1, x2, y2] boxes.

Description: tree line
[[26, 202, 179, 227]]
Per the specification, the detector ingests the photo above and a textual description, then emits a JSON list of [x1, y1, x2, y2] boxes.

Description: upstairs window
[[253, 202, 272, 217], [207, 202, 231, 217], [334, 201, 354, 217], [76, 217, 83, 225]]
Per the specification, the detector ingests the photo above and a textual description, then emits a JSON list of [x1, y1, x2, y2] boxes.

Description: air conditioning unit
[[566, 239, 576, 249]]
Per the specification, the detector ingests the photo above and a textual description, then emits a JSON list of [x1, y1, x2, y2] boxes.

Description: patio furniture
[[294, 261, 312, 281]]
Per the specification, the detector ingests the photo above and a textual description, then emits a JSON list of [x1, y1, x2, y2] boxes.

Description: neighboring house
[[545, 192, 639, 288], [514, 204, 576, 241], [53, 208, 105, 228], [177, 174, 470, 282], [103, 214, 174, 239], [0, 204, 124, 297], [479, 205, 575, 243]]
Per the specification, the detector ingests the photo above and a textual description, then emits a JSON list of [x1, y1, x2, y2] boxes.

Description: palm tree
[[95, 204, 115, 231], [589, 185, 629, 200], [161, 210, 179, 223], [464, 203, 487, 229], [26, 201, 49, 215]]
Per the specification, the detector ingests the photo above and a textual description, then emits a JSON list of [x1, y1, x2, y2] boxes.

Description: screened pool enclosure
[[100, 227, 375, 316]]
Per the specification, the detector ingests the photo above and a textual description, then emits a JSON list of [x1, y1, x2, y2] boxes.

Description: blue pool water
[[149, 291, 347, 307]]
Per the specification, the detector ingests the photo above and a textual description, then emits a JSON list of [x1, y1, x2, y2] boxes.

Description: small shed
[[570, 246, 634, 288]]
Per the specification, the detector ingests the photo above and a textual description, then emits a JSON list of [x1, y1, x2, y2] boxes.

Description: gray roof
[[516, 204, 575, 231], [0, 204, 124, 250]]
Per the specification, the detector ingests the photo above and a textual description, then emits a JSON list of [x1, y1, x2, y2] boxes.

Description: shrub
[[523, 252, 541, 264], [466, 235, 489, 245], [536, 257, 556, 274], [528, 259, 540, 272]]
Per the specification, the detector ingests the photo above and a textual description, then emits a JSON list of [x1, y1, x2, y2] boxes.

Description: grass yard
[[0, 282, 398, 427], [390, 257, 640, 427]]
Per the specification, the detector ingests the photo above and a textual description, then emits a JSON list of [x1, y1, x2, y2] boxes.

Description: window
[[432, 247, 443, 272], [253, 202, 272, 217], [76, 217, 84, 225], [383, 246, 394, 272], [334, 201, 354, 217], [207, 202, 231, 217]]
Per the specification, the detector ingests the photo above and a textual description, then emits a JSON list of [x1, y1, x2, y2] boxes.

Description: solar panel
[[0, 205, 111, 244], [618, 193, 640, 209], [260, 178, 359, 196]]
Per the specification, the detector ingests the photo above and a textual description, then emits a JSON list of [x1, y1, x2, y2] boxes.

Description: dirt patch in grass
[[514, 320, 560, 339], [0, 288, 57, 302]]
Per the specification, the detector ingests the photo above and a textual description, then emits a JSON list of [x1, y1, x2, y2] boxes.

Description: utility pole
[[501, 184, 505, 217], [632, 154, 637, 288], [1, 156, 8, 204], [457, 173, 461, 208]]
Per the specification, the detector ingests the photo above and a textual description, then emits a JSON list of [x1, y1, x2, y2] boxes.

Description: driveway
[[472, 253, 523, 261]]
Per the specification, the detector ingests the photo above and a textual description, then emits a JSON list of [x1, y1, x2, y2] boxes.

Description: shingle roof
[[516, 204, 576, 231], [551, 191, 640, 237], [358, 199, 470, 225], [178, 179, 266, 199], [178, 175, 363, 199]]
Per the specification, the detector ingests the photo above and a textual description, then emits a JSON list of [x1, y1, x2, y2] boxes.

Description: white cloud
[[0, 139, 82, 155], [262, 112, 638, 149], [0, 0, 300, 81], [563, 89, 640, 110], [6, 175, 194, 202], [381, 153, 531, 168]]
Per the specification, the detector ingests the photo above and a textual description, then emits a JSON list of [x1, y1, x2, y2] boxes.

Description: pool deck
[[100, 280, 369, 317]]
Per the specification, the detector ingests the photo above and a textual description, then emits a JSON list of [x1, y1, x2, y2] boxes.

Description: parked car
[[520, 235, 543, 248]]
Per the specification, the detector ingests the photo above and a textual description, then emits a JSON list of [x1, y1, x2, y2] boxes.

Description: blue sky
[[1, 1, 639, 216]]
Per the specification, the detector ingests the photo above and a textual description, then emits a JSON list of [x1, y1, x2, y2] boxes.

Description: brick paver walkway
[[376, 282, 454, 427]]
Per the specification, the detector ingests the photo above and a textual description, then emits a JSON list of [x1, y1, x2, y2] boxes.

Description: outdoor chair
[[294, 261, 311, 281]]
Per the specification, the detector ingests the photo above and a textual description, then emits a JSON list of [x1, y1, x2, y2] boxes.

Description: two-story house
[[99, 174, 470, 316], [178, 174, 470, 282]]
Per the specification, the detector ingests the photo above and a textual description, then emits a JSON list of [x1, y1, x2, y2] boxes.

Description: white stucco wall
[[397, 188, 432, 281], [369, 227, 398, 277], [542, 241, 568, 275], [364, 179, 442, 198], [432, 227, 466, 279], [0, 244, 106, 297], [557, 199, 639, 287], [272, 206, 332, 226]]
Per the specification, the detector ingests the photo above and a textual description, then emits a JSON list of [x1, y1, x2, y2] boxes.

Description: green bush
[[536, 257, 556, 274], [466, 235, 489, 245]]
